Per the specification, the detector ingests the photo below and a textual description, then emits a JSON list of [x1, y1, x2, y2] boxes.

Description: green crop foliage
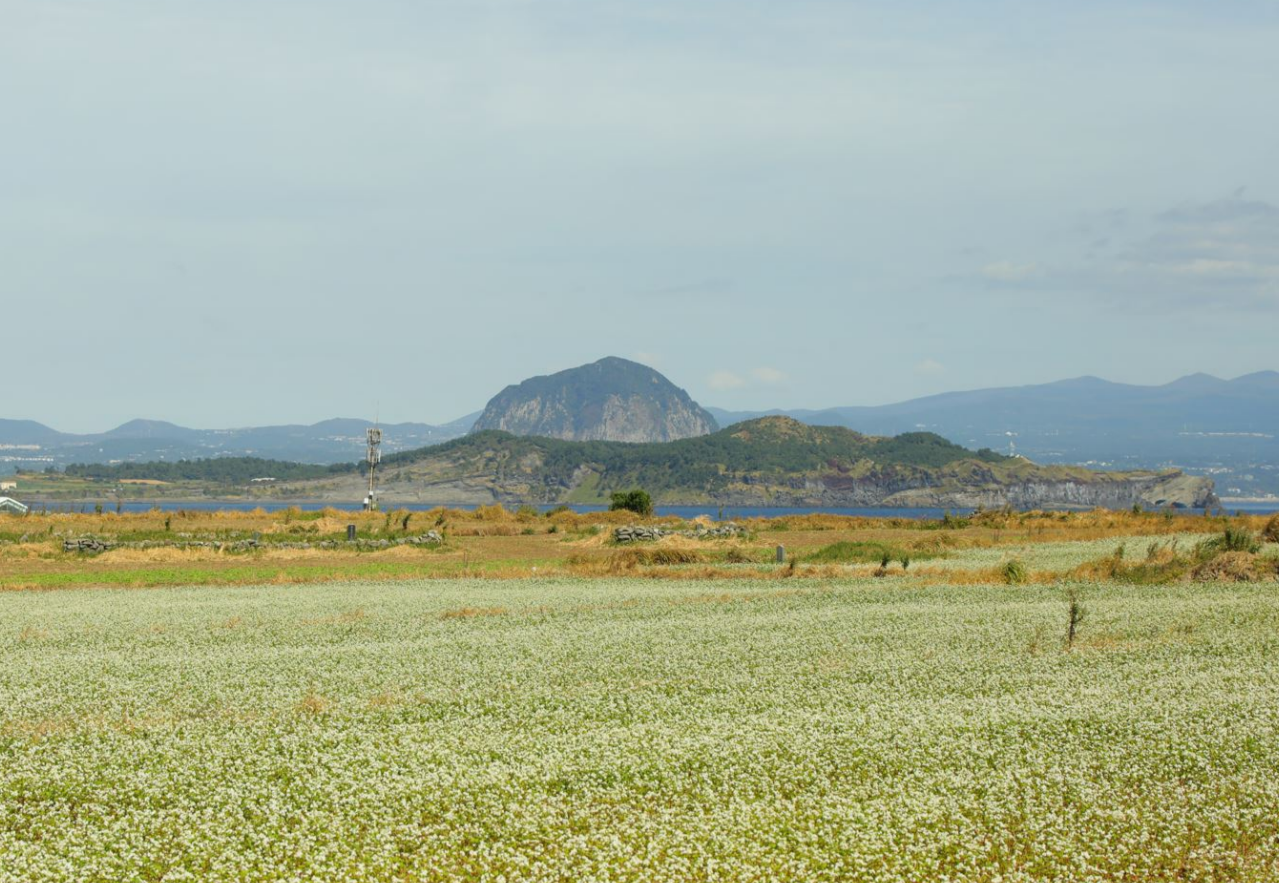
[[804, 540, 935, 565], [3, 576, 1278, 880]]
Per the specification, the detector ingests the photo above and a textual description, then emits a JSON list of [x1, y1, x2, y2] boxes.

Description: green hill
[[62, 457, 344, 484], [48, 417, 1217, 509], [387, 417, 1007, 496], [370, 417, 1214, 509]]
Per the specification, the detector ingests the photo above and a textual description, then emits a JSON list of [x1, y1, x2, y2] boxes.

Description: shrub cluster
[[1075, 527, 1277, 585]]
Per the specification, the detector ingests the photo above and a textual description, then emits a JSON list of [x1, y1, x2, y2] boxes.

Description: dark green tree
[[609, 489, 653, 517]]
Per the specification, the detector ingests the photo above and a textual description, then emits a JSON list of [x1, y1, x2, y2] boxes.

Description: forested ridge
[[60, 418, 1007, 489]]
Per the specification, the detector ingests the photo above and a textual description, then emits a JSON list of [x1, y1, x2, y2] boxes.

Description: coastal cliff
[[326, 417, 1216, 509]]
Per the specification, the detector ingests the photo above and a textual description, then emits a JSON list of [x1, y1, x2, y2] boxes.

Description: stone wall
[[61, 532, 444, 554], [613, 523, 744, 543]]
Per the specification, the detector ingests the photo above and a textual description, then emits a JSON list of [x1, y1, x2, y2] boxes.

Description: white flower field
[[3, 570, 1278, 881]]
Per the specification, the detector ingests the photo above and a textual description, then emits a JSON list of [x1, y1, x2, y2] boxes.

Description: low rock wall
[[61, 532, 444, 554], [613, 523, 744, 543], [62, 538, 115, 553]]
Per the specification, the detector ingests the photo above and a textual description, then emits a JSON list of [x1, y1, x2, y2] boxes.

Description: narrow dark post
[[776, 545, 785, 564], [347, 524, 357, 542]]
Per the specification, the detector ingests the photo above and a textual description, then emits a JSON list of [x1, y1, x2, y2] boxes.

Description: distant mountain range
[[3, 367, 1277, 498], [0, 415, 479, 471], [707, 371, 1279, 479]]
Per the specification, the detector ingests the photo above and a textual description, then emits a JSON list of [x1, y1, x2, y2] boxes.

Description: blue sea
[[24, 500, 1279, 518]]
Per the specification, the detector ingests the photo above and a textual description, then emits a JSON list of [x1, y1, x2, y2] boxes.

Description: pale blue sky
[[3, 1, 1277, 431]]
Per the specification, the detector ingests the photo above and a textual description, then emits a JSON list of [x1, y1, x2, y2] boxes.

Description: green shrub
[[609, 489, 653, 517], [1112, 559, 1191, 585], [932, 511, 970, 529], [1199, 527, 1261, 558], [1002, 559, 1028, 585], [805, 541, 932, 565], [1223, 526, 1261, 553]]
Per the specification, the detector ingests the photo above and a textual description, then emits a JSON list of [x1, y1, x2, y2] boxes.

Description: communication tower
[[364, 426, 382, 511]]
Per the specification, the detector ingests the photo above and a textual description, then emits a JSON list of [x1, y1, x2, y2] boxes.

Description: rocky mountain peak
[[470, 357, 718, 442]]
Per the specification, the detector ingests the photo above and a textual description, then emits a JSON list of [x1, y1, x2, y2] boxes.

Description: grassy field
[[2, 508, 1277, 880], [3, 565, 1279, 881], [2, 506, 1274, 590]]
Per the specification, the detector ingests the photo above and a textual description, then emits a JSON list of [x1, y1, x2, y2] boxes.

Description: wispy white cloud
[[751, 366, 787, 384], [975, 194, 1279, 310], [708, 366, 787, 392], [981, 261, 1041, 283], [708, 370, 747, 391], [913, 359, 946, 377]]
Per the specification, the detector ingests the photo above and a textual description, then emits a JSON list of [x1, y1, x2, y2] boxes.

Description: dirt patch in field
[[364, 545, 439, 561], [97, 547, 223, 564]]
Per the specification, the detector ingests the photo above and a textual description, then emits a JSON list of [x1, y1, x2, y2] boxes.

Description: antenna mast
[[364, 425, 382, 511]]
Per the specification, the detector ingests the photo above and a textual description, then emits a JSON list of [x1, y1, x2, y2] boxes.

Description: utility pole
[[364, 426, 382, 511]]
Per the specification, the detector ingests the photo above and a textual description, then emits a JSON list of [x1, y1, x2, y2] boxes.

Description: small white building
[[0, 497, 28, 515], [0, 481, 15, 492]]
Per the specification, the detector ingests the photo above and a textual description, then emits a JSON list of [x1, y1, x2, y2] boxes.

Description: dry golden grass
[[0, 505, 1268, 590], [366, 544, 439, 561], [296, 692, 332, 715], [609, 547, 707, 567], [366, 691, 405, 709], [448, 523, 526, 537], [1072, 632, 1128, 652], [301, 608, 368, 626], [0, 542, 60, 561], [18, 625, 50, 642], [1263, 515, 1279, 544], [439, 606, 509, 620], [1070, 557, 1123, 581], [909, 564, 1058, 585], [2, 717, 79, 741], [1192, 552, 1273, 583], [97, 547, 224, 564], [1, 711, 190, 741]]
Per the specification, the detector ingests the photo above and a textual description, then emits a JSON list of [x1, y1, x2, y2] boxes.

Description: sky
[[4, 0, 1278, 431]]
